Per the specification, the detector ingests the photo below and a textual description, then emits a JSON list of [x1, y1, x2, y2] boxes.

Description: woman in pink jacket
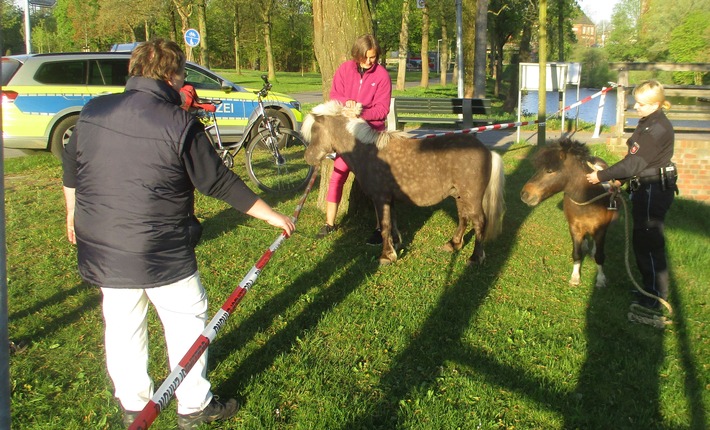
[[316, 34, 393, 245]]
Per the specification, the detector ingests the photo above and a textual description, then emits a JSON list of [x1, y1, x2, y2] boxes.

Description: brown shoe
[[177, 397, 240, 429], [316, 224, 336, 238]]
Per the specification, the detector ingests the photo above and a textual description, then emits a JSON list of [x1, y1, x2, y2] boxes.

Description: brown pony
[[520, 138, 619, 287], [301, 101, 505, 266]]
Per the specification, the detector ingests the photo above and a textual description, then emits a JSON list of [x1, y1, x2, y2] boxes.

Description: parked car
[[1, 52, 303, 158]]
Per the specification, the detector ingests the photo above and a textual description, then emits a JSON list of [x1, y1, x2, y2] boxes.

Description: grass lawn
[[5, 141, 708, 429]]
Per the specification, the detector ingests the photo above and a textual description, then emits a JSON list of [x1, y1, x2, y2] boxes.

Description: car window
[[34, 60, 87, 85], [185, 64, 222, 90], [89, 59, 129, 86], [1, 58, 22, 85]]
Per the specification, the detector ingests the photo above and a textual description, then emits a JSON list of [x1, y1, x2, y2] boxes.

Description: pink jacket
[[330, 60, 392, 131]]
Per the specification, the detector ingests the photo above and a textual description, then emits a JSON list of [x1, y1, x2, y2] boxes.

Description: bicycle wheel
[[246, 129, 314, 194]]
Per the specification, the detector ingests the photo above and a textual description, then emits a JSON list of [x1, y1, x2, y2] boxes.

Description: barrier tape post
[[592, 87, 607, 138], [128, 173, 317, 430]]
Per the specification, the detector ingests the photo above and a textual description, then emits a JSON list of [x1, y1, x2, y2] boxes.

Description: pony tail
[[482, 151, 506, 241]]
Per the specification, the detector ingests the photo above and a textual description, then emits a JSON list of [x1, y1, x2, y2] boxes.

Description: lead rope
[[570, 185, 672, 329]]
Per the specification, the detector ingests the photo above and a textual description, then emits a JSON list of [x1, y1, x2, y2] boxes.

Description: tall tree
[[437, 1, 453, 86], [489, 0, 526, 98], [312, 0, 372, 99], [1, 0, 27, 54], [172, 0, 193, 60], [395, 0, 411, 91], [258, 0, 276, 80], [605, 0, 643, 61], [197, 0, 209, 66], [56, 0, 100, 51], [473, 0, 488, 98], [462, 0, 475, 97], [419, 2, 430, 88], [97, 0, 163, 45]]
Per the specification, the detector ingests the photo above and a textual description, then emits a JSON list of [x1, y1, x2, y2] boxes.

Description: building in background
[[572, 13, 597, 47]]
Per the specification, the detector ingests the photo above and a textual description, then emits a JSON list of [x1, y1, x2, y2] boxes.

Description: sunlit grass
[[5, 146, 708, 429]]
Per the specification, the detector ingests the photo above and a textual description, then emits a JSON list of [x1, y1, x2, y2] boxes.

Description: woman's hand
[[586, 171, 600, 185]]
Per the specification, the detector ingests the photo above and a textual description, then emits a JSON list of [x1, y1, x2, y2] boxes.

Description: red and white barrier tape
[[418, 83, 619, 139], [128, 172, 317, 430], [560, 84, 616, 113]]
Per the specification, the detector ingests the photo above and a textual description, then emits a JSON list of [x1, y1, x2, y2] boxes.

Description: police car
[[1, 52, 303, 158]]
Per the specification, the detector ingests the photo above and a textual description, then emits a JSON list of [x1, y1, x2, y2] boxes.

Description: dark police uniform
[[596, 109, 677, 309]]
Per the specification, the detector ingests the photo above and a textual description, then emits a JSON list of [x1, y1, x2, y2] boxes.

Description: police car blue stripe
[[13, 93, 94, 115]]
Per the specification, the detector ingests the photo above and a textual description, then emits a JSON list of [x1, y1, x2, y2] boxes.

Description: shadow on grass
[[9, 282, 99, 348], [160, 141, 703, 428]]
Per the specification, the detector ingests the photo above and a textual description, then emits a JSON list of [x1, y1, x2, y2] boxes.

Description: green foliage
[[5, 147, 709, 429], [605, 0, 710, 64], [572, 46, 613, 88], [605, 0, 644, 61], [668, 12, 710, 85], [1, 0, 25, 54]]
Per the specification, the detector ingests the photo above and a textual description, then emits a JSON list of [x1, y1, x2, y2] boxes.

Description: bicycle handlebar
[[255, 74, 272, 98], [193, 98, 221, 112]]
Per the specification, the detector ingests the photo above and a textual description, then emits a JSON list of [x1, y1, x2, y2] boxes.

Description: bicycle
[[184, 75, 314, 194]]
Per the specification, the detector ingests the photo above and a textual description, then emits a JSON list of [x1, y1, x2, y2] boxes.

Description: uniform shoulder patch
[[630, 142, 640, 154]]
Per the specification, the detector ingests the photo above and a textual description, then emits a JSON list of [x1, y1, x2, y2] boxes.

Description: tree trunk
[[557, 0, 564, 62], [396, 0, 411, 91], [233, 2, 241, 74], [474, 0, 488, 98], [260, 0, 276, 81], [462, 0, 475, 98], [440, 10, 449, 86], [503, 21, 532, 112], [172, 0, 193, 61], [312, 0, 373, 214], [197, 0, 209, 67], [420, 3, 430, 88], [312, 0, 372, 99]]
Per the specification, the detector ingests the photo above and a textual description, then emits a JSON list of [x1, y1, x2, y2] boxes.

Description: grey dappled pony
[[302, 101, 505, 266]]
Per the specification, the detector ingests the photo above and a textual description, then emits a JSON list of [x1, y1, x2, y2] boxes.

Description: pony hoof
[[569, 277, 581, 286], [595, 280, 607, 288], [378, 254, 397, 266], [442, 241, 462, 253], [467, 255, 485, 266]]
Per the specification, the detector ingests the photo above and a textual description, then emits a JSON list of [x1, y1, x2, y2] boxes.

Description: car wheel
[[50, 115, 78, 160]]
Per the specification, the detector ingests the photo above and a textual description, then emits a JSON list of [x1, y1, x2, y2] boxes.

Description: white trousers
[[101, 271, 213, 415]]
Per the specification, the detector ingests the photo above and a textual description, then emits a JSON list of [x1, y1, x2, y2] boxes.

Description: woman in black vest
[[63, 38, 294, 428]]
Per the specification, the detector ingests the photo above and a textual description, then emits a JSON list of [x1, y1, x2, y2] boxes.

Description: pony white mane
[[301, 100, 404, 150], [300, 100, 343, 143], [346, 119, 389, 149]]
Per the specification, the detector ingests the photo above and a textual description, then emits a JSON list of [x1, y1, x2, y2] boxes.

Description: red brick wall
[[607, 137, 710, 203], [674, 139, 710, 203]]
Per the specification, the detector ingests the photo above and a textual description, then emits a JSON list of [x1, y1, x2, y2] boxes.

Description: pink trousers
[[326, 155, 351, 203]]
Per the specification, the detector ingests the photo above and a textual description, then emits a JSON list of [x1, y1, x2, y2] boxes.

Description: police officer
[[586, 80, 677, 310]]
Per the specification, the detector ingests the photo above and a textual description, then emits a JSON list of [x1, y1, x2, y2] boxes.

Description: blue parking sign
[[184, 29, 200, 48]]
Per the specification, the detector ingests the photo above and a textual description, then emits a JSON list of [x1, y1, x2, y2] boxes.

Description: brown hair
[[350, 34, 382, 63], [633, 79, 672, 111], [128, 38, 186, 82]]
